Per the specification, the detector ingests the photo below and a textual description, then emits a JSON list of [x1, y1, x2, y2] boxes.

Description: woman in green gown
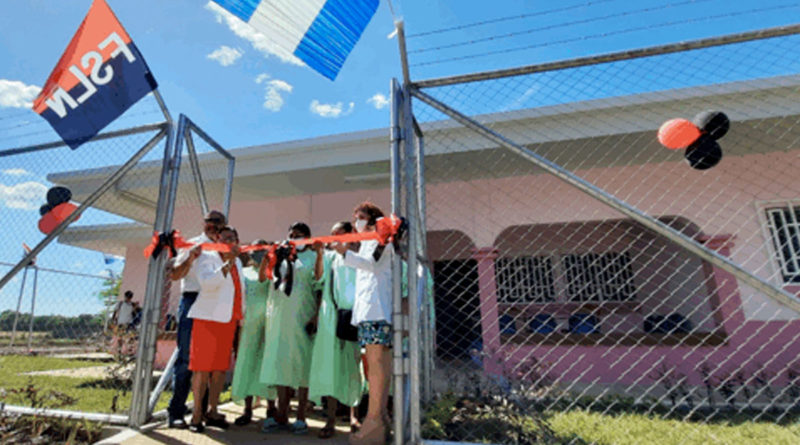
[[230, 240, 277, 426], [259, 222, 324, 435], [308, 222, 364, 439]]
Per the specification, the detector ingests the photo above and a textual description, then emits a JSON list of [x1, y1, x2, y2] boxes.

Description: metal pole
[[183, 131, 210, 216], [224, 157, 235, 218], [410, 86, 800, 314], [130, 118, 182, 427], [413, 23, 800, 89], [27, 266, 38, 351], [152, 89, 174, 125], [148, 346, 178, 413], [403, 88, 422, 443], [1, 405, 129, 425], [0, 127, 168, 292], [0, 123, 166, 158], [396, 20, 412, 86], [390, 78, 406, 445], [413, 119, 433, 404], [8, 267, 28, 348]]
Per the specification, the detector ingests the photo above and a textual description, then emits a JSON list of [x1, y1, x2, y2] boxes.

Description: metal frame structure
[[394, 19, 800, 445]]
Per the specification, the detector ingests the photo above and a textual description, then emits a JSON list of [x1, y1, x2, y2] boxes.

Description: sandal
[[234, 411, 252, 426], [291, 419, 309, 435], [350, 421, 361, 433], [318, 425, 336, 439], [261, 417, 286, 433]]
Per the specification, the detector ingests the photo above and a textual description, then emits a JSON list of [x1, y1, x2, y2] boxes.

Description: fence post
[[390, 77, 407, 445], [129, 116, 181, 427]]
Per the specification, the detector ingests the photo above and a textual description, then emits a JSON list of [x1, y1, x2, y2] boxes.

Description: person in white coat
[[187, 226, 244, 433], [334, 202, 394, 445]]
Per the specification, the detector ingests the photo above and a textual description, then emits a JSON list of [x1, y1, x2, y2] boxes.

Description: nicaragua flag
[[212, 0, 378, 80], [32, 0, 157, 150]]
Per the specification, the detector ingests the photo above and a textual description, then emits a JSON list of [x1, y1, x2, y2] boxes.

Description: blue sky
[[0, 0, 798, 317]]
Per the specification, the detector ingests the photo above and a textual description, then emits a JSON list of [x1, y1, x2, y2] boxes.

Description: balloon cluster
[[657, 110, 730, 170], [38, 186, 80, 234]]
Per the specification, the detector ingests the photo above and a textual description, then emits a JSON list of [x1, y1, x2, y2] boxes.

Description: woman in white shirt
[[334, 202, 393, 445], [186, 226, 244, 433]]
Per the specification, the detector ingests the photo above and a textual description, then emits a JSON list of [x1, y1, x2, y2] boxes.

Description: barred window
[[495, 256, 555, 303], [562, 252, 636, 302], [766, 206, 800, 283]]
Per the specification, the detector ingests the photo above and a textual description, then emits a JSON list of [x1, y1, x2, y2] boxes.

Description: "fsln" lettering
[[45, 32, 136, 118]]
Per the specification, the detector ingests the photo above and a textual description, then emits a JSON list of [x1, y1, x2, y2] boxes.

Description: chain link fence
[[0, 93, 169, 418], [403, 25, 800, 445]]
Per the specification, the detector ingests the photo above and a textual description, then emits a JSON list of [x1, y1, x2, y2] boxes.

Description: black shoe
[[188, 422, 205, 433], [168, 418, 188, 429], [234, 412, 252, 426], [205, 415, 230, 429]]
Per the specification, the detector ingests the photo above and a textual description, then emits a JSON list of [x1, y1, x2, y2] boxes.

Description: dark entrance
[[432, 259, 481, 359]]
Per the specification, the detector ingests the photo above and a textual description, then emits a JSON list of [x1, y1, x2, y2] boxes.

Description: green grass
[[423, 394, 800, 444], [548, 410, 800, 445], [0, 355, 171, 414]]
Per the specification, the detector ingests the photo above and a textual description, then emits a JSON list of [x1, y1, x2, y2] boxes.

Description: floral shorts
[[358, 321, 393, 348]]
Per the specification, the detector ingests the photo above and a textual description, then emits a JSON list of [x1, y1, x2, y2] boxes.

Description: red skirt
[[189, 318, 237, 372]]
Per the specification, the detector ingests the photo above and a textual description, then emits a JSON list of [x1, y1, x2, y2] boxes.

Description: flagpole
[[152, 89, 173, 124]]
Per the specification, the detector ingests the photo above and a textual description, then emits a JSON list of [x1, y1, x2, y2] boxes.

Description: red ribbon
[[144, 214, 404, 258]]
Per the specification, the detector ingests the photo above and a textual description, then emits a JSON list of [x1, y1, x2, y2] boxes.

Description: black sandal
[[318, 425, 335, 439], [234, 412, 252, 426], [189, 422, 205, 433]]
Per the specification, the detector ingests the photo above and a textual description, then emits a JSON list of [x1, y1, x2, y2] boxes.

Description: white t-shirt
[[116, 301, 134, 325], [343, 240, 395, 326], [177, 233, 212, 294]]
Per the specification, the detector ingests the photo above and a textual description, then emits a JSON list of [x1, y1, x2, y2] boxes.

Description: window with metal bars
[[562, 252, 637, 302], [495, 256, 555, 303], [766, 206, 800, 283]]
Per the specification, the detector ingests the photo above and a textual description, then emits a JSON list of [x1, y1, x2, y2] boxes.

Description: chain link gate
[[0, 94, 234, 427], [398, 24, 800, 445]]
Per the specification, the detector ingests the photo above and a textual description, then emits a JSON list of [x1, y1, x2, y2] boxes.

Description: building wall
[[117, 151, 800, 370]]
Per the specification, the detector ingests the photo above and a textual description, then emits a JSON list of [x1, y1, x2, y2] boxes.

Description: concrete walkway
[[99, 402, 352, 445]]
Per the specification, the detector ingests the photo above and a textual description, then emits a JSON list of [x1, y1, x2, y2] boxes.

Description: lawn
[[548, 410, 800, 445], [422, 393, 800, 444], [0, 355, 171, 414]]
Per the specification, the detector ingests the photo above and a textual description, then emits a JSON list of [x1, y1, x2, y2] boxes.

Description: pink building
[[54, 75, 800, 394]]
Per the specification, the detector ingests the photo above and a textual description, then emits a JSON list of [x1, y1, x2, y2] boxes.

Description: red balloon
[[658, 118, 701, 149], [37, 202, 79, 234]]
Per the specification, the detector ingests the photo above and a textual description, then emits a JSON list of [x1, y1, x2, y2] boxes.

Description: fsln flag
[[32, 0, 157, 149], [212, 0, 378, 80]]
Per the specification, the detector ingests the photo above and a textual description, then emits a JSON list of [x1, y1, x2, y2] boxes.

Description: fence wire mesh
[[0, 115, 168, 417], [409, 29, 800, 445]]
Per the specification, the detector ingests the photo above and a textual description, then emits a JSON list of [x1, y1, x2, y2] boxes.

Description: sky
[[0, 0, 798, 317]]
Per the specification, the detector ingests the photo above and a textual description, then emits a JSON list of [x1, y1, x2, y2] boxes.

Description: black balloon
[[684, 135, 722, 170], [693, 110, 729, 140], [39, 203, 53, 216], [46, 186, 72, 207]]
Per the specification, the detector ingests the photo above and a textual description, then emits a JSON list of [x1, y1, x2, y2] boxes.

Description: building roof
[[52, 74, 800, 253]]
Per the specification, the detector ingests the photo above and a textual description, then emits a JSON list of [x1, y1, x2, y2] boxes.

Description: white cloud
[[310, 100, 355, 118], [207, 45, 243, 66], [0, 79, 41, 109], [367, 93, 390, 110], [0, 181, 47, 210], [2, 168, 32, 177], [205, 2, 304, 66], [255, 74, 293, 112]]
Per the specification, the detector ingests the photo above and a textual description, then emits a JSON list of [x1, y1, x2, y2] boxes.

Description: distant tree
[[97, 275, 122, 304]]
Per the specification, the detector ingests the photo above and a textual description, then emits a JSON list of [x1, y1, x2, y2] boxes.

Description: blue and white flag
[[212, 0, 378, 80]]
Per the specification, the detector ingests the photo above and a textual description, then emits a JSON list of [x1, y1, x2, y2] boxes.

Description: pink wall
[[117, 151, 800, 381]]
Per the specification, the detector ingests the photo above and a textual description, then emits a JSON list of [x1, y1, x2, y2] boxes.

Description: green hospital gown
[[231, 266, 277, 402], [308, 251, 364, 407], [260, 249, 321, 389]]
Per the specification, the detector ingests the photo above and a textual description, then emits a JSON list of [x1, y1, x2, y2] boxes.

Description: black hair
[[124, 290, 133, 298], [289, 222, 311, 238], [332, 221, 353, 233]]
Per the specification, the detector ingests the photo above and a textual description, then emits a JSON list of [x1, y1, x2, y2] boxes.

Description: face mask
[[355, 219, 368, 233]]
